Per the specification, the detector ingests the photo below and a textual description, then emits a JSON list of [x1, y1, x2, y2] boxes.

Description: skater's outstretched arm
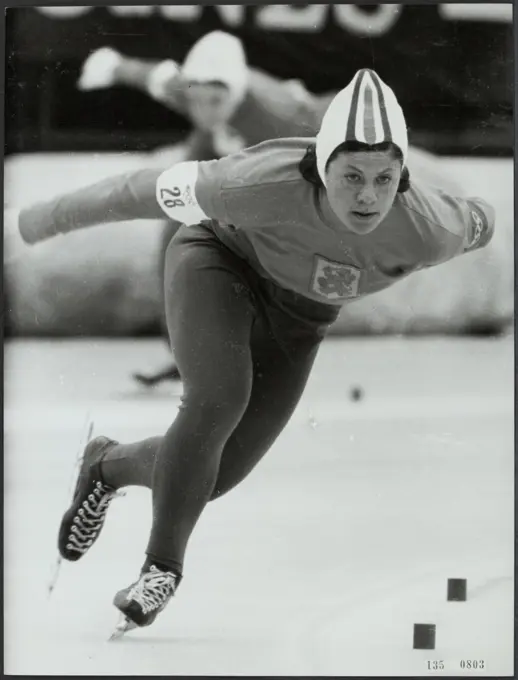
[[78, 48, 187, 116], [11, 156, 229, 248], [15, 169, 164, 244]]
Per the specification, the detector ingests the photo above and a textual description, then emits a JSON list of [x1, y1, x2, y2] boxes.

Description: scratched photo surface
[[4, 4, 514, 676]]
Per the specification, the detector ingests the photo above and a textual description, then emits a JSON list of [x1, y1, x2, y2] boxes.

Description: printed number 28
[[160, 187, 185, 209]]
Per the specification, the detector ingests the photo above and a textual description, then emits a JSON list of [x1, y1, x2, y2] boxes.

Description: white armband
[[147, 60, 180, 101], [156, 161, 210, 225]]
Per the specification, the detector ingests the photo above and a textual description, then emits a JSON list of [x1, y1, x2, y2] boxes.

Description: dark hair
[[299, 141, 410, 193]]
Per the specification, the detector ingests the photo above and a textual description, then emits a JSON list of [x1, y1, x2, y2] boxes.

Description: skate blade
[[109, 615, 138, 641], [47, 554, 63, 596]]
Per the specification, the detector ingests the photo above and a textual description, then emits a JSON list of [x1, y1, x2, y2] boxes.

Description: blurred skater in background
[[78, 31, 462, 386]]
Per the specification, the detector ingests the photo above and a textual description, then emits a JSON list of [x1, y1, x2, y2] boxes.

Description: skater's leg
[[107, 332, 320, 636], [132, 219, 182, 386], [58, 330, 315, 570], [101, 436, 161, 489], [106, 235, 329, 632], [103, 335, 318, 495], [212, 335, 319, 498], [144, 237, 256, 576]]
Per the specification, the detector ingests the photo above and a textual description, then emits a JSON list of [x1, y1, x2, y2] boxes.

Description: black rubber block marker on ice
[[447, 578, 467, 602], [413, 623, 436, 650], [350, 386, 363, 401]]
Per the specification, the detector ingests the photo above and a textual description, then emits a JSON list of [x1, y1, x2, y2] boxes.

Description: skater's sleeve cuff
[[462, 198, 495, 253], [156, 161, 210, 225]]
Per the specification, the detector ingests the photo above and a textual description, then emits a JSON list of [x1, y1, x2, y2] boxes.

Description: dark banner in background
[[5, 4, 513, 155]]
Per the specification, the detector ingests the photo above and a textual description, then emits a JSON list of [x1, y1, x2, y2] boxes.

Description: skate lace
[[128, 566, 177, 615], [66, 481, 122, 554]]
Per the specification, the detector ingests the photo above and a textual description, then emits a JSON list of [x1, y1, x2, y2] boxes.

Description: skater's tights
[[145, 228, 328, 575]]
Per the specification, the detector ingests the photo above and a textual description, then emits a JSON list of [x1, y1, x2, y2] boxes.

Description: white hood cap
[[182, 31, 248, 107], [316, 69, 408, 186]]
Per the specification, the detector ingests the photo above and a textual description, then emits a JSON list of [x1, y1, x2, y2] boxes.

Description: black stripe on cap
[[345, 69, 369, 142]]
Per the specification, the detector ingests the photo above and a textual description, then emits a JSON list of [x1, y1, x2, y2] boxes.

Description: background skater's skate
[[58, 436, 121, 561], [132, 361, 181, 387], [110, 565, 179, 639]]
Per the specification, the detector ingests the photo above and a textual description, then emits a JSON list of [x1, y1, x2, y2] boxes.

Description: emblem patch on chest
[[311, 256, 361, 300]]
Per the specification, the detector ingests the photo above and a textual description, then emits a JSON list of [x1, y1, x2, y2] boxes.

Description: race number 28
[[160, 187, 185, 208]]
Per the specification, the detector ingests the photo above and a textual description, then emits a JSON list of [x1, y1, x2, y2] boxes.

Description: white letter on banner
[[110, 6, 154, 17], [256, 4, 328, 32], [214, 5, 246, 27], [333, 4, 401, 36], [156, 162, 209, 225], [159, 5, 202, 21], [440, 4, 512, 23], [37, 7, 91, 18]]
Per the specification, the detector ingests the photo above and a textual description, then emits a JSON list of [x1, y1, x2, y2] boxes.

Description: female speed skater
[[78, 31, 462, 386], [7, 68, 494, 637]]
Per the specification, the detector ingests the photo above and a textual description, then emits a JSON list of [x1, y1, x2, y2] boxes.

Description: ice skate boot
[[110, 565, 179, 639], [58, 436, 122, 561]]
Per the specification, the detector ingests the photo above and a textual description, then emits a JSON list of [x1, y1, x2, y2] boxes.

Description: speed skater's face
[[185, 82, 236, 132], [325, 149, 402, 235]]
